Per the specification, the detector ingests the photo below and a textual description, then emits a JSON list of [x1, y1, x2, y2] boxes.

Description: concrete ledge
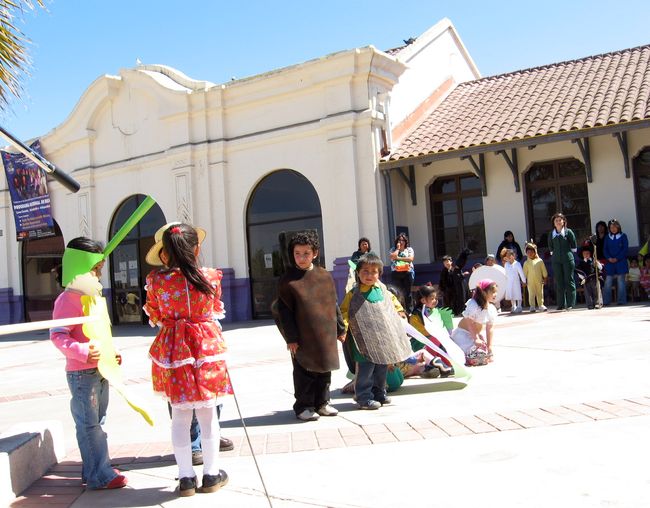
[[0, 420, 65, 506]]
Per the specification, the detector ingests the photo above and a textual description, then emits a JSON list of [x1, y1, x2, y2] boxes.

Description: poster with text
[[1, 140, 54, 240]]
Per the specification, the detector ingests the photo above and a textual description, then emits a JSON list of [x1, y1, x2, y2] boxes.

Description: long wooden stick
[[0, 316, 98, 336]]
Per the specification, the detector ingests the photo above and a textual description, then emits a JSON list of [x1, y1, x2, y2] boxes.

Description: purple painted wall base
[[220, 269, 252, 322], [0, 287, 24, 325]]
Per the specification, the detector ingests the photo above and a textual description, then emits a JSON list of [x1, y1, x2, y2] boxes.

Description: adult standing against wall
[[389, 233, 415, 312], [351, 237, 372, 265], [603, 219, 629, 306], [496, 230, 524, 263], [549, 213, 577, 311], [594, 221, 608, 262]]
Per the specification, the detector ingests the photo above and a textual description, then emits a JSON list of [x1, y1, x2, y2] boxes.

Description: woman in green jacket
[[549, 212, 577, 311]]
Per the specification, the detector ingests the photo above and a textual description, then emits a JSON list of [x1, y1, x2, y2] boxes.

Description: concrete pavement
[[2, 302, 650, 507]]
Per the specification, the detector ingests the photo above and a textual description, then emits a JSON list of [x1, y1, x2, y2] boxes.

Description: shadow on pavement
[[112, 324, 157, 338], [0, 329, 49, 343], [80, 486, 178, 506], [221, 409, 297, 428], [392, 379, 470, 394], [116, 457, 176, 471]]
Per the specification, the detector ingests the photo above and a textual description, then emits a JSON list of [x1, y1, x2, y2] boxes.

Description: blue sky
[[3, 0, 650, 140]]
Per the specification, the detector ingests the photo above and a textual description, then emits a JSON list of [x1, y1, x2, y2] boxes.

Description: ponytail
[[162, 223, 214, 295]]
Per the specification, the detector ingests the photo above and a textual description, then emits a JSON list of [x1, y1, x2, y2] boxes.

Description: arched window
[[633, 148, 650, 244], [525, 158, 591, 251], [108, 194, 165, 324], [246, 170, 323, 319], [430, 174, 485, 259]]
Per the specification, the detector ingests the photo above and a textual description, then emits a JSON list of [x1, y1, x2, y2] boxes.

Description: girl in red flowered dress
[[144, 222, 232, 497]]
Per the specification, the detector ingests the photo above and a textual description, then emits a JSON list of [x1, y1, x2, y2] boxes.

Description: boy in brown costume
[[275, 231, 345, 421]]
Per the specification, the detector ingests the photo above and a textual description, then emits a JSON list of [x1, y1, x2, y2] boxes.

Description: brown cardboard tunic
[[275, 266, 342, 373]]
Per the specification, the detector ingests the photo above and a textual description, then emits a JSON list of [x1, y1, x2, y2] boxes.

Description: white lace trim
[[149, 352, 229, 370], [152, 391, 223, 409]]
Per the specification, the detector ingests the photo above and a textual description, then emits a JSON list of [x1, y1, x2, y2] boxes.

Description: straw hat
[[145, 222, 206, 266]]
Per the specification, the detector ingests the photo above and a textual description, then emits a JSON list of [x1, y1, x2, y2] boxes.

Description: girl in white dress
[[504, 249, 526, 313]]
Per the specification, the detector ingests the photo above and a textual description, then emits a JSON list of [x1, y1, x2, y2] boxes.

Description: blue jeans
[[603, 274, 627, 305], [66, 369, 117, 489], [355, 361, 388, 404]]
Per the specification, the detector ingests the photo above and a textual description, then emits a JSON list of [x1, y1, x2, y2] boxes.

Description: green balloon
[[62, 248, 104, 287]]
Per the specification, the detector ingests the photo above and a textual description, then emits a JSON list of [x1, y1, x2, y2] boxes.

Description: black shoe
[[179, 476, 197, 497], [220, 437, 234, 452], [200, 470, 229, 493], [191, 450, 203, 465], [556, 306, 564, 311]]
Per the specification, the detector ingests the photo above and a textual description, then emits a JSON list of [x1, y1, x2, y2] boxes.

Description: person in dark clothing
[[351, 237, 372, 265], [576, 241, 603, 309], [496, 230, 524, 263], [549, 212, 577, 311], [275, 230, 346, 421], [439, 248, 471, 316], [594, 220, 608, 266]]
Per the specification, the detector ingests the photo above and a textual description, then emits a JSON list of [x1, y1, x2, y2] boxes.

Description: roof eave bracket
[[461, 153, 487, 196], [395, 165, 417, 205], [572, 137, 592, 183], [495, 148, 520, 192], [613, 131, 631, 178]]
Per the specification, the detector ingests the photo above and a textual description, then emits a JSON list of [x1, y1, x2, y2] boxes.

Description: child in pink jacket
[[50, 237, 127, 490]]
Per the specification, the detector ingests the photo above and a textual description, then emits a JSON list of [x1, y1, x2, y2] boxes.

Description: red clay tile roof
[[385, 44, 650, 163]]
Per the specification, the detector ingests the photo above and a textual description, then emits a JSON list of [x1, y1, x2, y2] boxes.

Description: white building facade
[[1, 19, 478, 323]]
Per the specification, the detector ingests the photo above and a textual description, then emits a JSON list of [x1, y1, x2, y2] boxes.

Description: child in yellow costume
[[523, 241, 548, 312]]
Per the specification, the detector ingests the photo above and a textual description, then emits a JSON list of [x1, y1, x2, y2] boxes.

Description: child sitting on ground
[[522, 241, 548, 312], [451, 279, 499, 366], [504, 249, 526, 313], [340, 253, 413, 410], [407, 284, 453, 376], [275, 230, 345, 421]]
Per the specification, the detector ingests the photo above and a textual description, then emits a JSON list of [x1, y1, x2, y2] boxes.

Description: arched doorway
[[109, 194, 165, 324], [525, 158, 591, 253], [246, 170, 323, 319], [633, 148, 650, 243], [21, 220, 65, 321]]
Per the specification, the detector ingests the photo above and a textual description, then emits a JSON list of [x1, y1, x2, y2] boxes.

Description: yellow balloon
[[81, 295, 154, 426]]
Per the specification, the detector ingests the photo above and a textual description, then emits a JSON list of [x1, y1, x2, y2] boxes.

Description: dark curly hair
[[288, 230, 320, 266]]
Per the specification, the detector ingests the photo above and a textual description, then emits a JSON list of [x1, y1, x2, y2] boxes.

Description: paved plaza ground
[[2, 302, 650, 507]]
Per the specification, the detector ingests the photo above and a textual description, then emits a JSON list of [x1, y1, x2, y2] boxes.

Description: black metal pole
[[0, 126, 80, 193]]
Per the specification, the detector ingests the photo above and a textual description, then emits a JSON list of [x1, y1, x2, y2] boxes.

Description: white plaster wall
[[389, 19, 479, 129]]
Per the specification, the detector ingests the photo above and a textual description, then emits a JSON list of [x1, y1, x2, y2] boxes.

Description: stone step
[[0, 421, 65, 506]]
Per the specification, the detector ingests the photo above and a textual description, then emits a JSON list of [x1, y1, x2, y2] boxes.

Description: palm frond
[[0, 0, 45, 110]]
